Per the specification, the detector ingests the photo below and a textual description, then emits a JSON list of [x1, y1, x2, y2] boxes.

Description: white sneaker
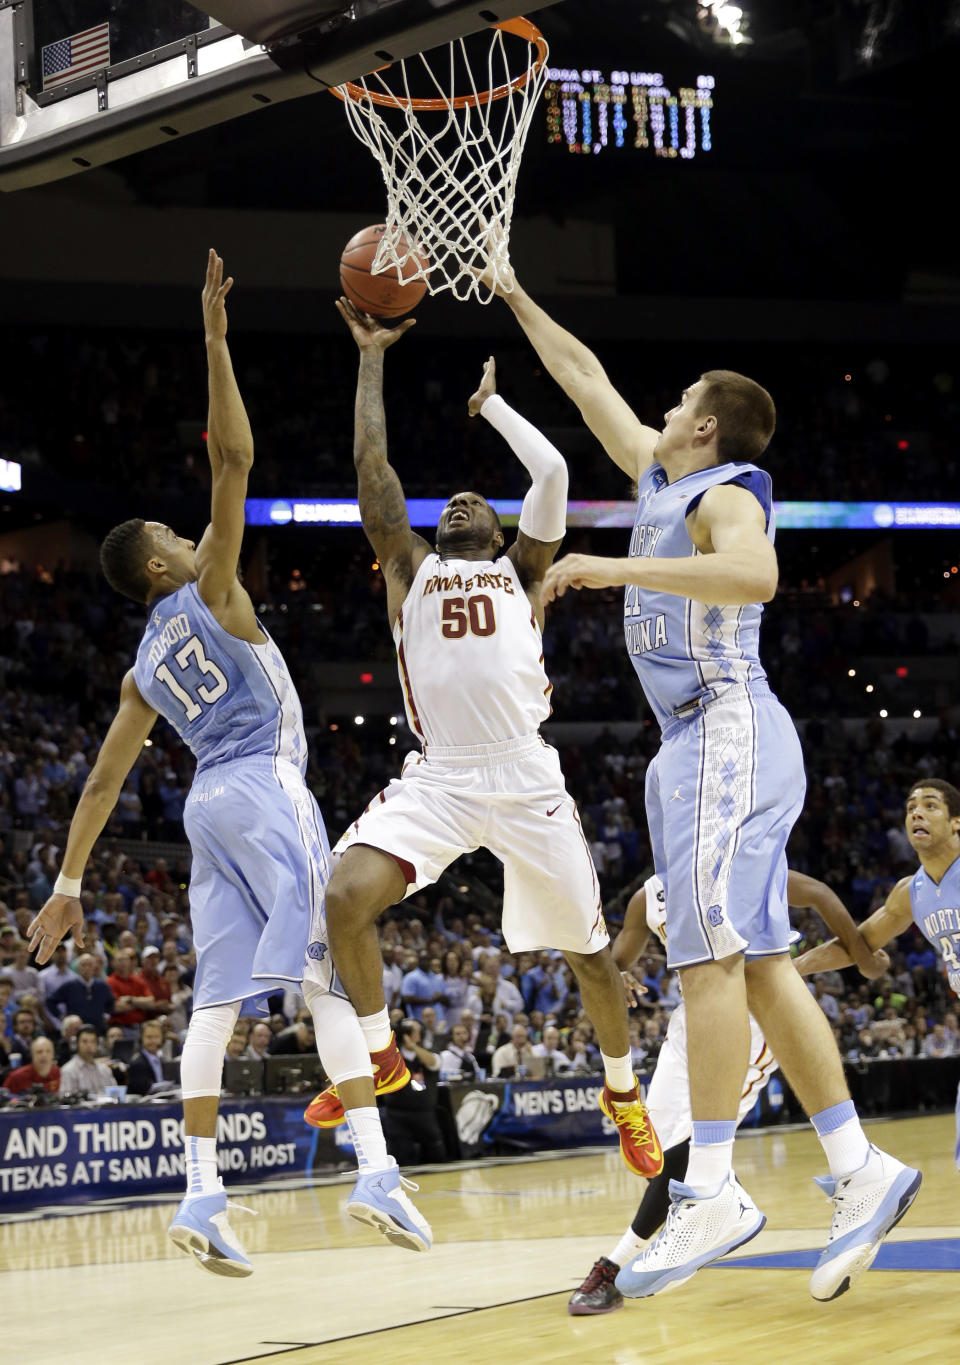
[[346, 1160, 433, 1252], [810, 1144, 922, 1301], [615, 1174, 765, 1298]]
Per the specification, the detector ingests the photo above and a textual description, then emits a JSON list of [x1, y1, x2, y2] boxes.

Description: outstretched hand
[[27, 894, 85, 965], [467, 356, 497, 416], [335, 297, 416, 350], [620, 971, 648, 1008], [202, 248, 234, 342]]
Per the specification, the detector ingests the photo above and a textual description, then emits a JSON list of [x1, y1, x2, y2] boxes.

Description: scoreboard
[[545, 68, 715, 159]]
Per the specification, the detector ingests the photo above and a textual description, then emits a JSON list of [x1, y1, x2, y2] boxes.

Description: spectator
[[126, 1020, 167, 1093], [38, 943, 74, 1000], [59, 1025, 115, 1096], [139, 946, 172, 1015], [380, 1018, 447, 1164], [382, 943, 405, 1011], [7, 940, 43, 1004], [269, 1015, 316, 1055], [492, 1024, 536, 1078], [439, 1022, 481, 1080], [55, 1014, 84, 1066], [922, 1024, 956, 1059], [47, 953, 115, 1030], [401, 952, 447, 1022], [532, 1024, 572, 1075], [244, 1022, 273, 1061], [419, 1005, 449, 1054], [106, 950, 157, 1030], [9, 1006, 40, 1060], [5, 1036, 60, 1094], [163, 964, 192, 1037]]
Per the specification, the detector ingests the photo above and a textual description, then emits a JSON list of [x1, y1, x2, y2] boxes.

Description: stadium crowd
[[1, 326, 956, 505]]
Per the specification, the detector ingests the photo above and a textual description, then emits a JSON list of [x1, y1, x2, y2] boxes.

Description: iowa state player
[[26, 252, 430, 1274], [309, 298, 662, 1180]]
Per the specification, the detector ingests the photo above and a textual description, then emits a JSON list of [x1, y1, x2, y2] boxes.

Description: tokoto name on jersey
[[145, 611, 192, 668]]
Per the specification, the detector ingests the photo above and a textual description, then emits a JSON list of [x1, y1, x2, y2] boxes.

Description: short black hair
[[100, 518, 153, 604], [907, 777, 960, 819], [76, 1025, 99, 1044]]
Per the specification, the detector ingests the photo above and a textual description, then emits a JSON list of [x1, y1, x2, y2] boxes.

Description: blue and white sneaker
[[346, 1160, 432, 1252], [615, 1174, 765, 1299], [810, 1144, 922, 1301], [168, 1185, 255, 1277]]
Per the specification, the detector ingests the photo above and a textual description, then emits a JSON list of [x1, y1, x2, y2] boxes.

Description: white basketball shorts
[[645, 1002, 778, 1151], [333, 734, 609, 955]]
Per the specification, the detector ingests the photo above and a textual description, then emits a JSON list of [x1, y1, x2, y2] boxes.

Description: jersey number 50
[[155, 636, 229, 721], [440, 594, 496, 639]]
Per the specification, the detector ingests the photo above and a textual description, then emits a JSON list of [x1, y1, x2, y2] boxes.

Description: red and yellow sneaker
[[303, 1032, 411, 1129], [599, 1081, 664, 1177]]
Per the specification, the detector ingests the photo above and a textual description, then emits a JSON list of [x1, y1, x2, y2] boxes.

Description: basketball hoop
[[330, 18, 549, 303]]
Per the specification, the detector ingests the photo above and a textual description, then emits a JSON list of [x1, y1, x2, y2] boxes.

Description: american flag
[[41, 23, 111, 90]]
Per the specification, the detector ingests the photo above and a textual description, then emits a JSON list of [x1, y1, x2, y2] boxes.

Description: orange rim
[[329, 17, 548, 112]]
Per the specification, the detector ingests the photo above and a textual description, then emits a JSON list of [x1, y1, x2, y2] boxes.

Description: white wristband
[[54, 873, 82, 898]]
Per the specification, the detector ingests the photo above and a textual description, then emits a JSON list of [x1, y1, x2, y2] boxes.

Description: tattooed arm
[[336, 298, 432, 625]]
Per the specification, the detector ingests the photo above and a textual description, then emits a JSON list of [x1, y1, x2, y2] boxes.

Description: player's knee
[[325, 851, 400, 932], [564, 946, 613, 983]]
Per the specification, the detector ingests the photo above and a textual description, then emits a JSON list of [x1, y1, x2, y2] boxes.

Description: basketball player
[[307, 298, 663, 1179], [26, 251, 430, 1274], [795, 778, 960, 1170], [570, 869, 890, 1313], [491, 272, 920, 1300]]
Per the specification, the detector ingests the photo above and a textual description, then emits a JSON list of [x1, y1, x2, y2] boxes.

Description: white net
[[332, 19, 549, 303]]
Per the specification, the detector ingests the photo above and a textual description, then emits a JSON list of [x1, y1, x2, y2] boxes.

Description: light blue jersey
[[133, 581, 306, 776], [908, 855, 960, 997], [625, 461, 775, 728], [131, 581, 334, 1011]]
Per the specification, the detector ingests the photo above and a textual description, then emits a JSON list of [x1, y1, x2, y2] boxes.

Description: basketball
[[339, 223, 430, 318]]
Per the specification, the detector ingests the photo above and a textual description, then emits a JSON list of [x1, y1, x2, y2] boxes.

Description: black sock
[[630, 1139, 690, 1239]]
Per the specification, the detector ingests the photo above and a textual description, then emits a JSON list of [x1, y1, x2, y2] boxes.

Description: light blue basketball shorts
[[645, 682, 806, 969], [183, 756, 342, 1012]]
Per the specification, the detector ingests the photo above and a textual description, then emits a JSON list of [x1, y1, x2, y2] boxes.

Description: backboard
[[0, 0, 558, 190]]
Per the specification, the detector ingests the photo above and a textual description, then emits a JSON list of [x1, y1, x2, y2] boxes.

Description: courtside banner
[[0, 1098, 318, 1210], [445, 1074, 651, 1154]]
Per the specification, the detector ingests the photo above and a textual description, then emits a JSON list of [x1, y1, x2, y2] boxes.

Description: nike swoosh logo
[[546, 804, 562, 817]]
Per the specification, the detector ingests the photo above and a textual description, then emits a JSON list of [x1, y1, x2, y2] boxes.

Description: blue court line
[[714, 1238, 960, 1273]]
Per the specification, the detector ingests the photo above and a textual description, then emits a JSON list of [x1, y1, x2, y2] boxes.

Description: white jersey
[[645, 873, 668, 948], [393, 553, 552, 749]]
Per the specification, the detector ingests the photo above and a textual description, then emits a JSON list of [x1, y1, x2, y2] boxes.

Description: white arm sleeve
[[480, 392, 568, 543]]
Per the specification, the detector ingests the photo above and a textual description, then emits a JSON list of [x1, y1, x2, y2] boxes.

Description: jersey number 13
[[155, 636, 229, 720]]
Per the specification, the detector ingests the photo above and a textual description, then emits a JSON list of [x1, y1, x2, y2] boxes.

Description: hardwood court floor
[[2, 1114, 956, 1365]]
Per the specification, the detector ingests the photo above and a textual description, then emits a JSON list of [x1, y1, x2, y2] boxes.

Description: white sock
[[345, 1106, 392, 1173], [358, 1007, 392, 1054], [609, 1227, 646, 1268], [184, 1135, 219, 1196], [685, 1121, 737, 1194], [601, 1051, 635, 1094], [819, 1119, 872, 1180]]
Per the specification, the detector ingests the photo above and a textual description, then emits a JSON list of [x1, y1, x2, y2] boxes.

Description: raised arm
[[336, 298, 431, 626], [193, 250, 260, 637], [542, 482, 778, 606], [27, 671, 158, 963], [787, 870, 890, 980], [498, 278, 660, 480], [467, 356, 566, 598], [794, 878, 914, 978]]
